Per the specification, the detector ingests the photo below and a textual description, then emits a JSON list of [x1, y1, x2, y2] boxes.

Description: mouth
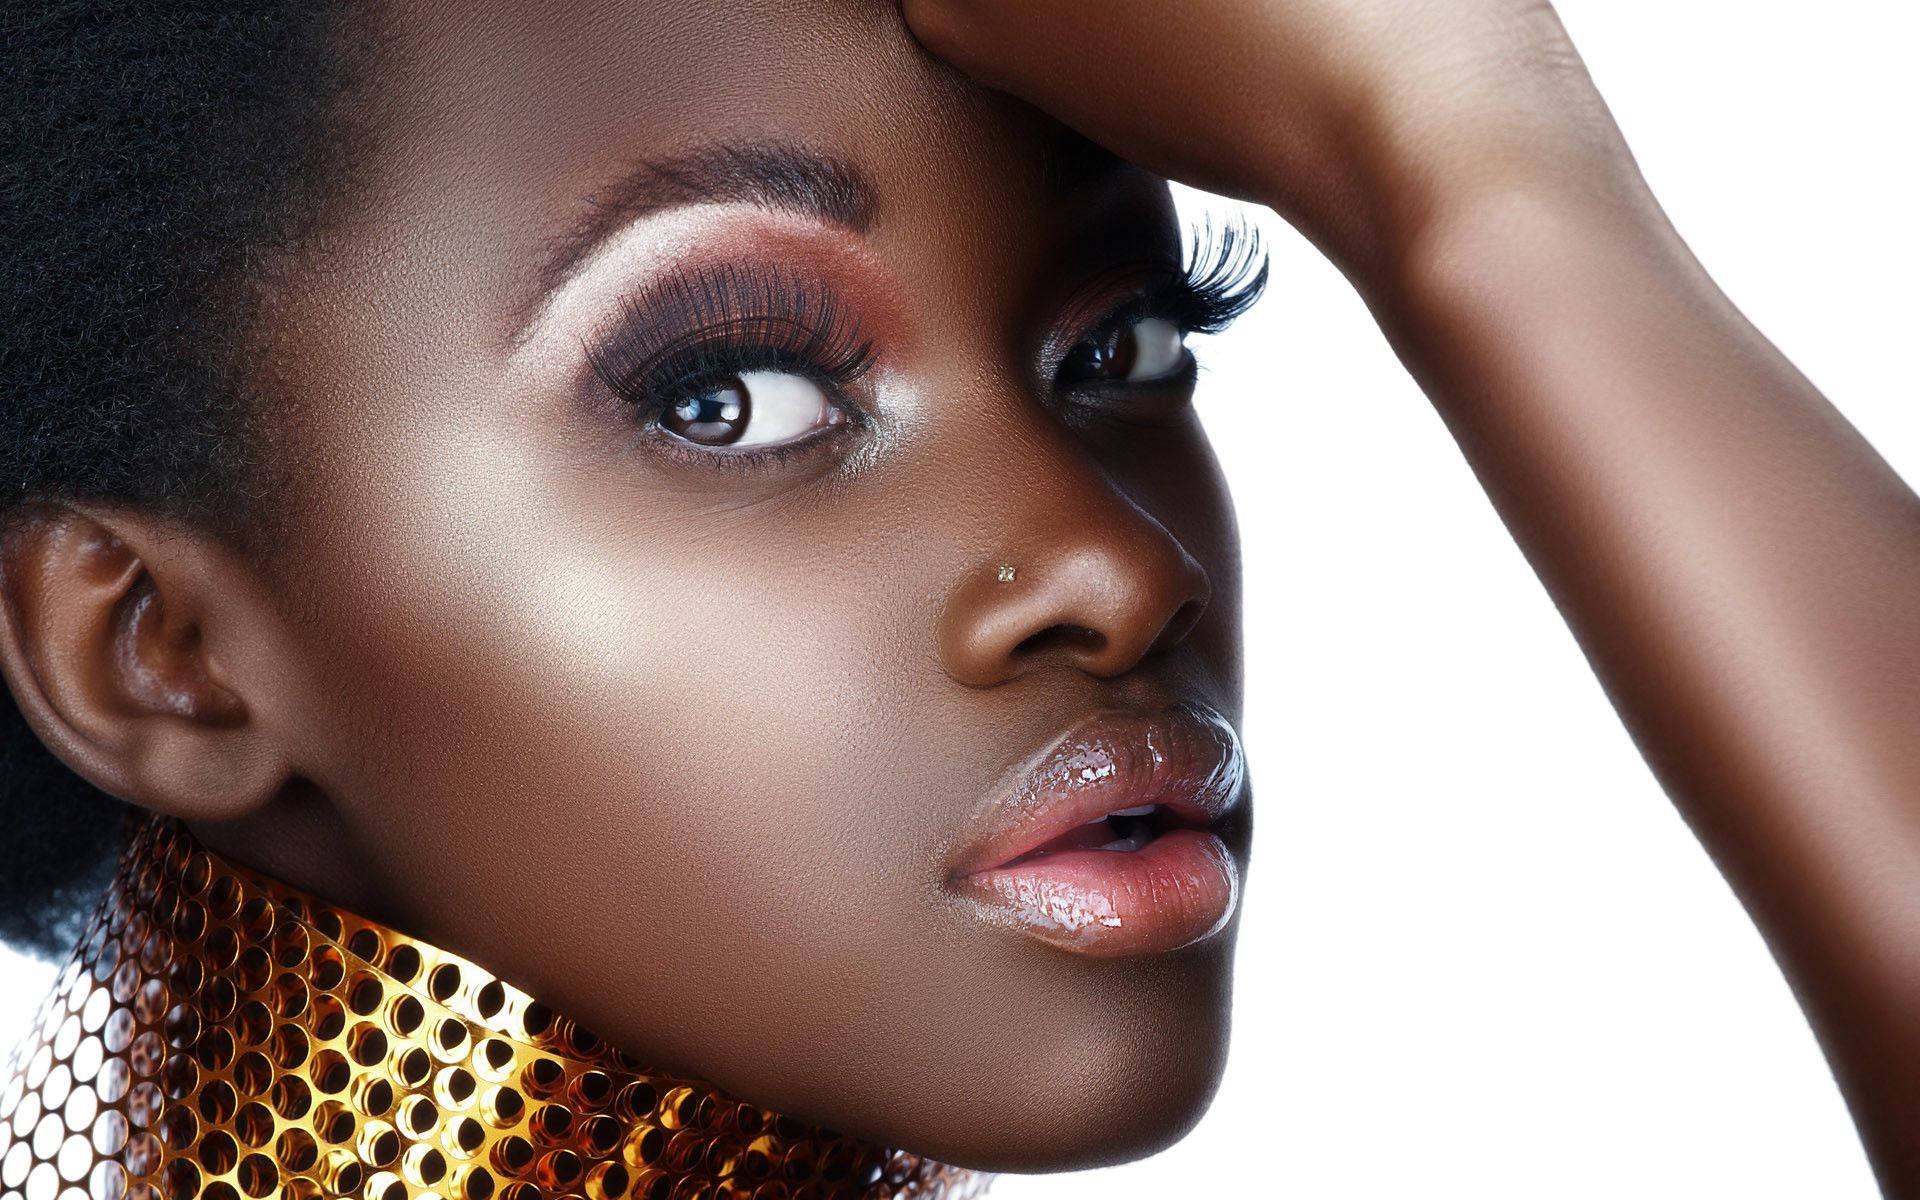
[[945, 698, 1249, 958]]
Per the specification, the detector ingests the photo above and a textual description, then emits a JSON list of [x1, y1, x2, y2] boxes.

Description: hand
[[901, 0, 1646, 279]]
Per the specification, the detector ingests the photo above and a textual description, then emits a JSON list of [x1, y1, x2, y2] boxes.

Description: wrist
[[1250, 49, 1656, 295], [1354, 156, 1686, 344]]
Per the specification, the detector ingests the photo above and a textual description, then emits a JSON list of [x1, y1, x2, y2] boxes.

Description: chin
[[885, 943, 1241, 1176], [954, 1011, 1234, 1175]]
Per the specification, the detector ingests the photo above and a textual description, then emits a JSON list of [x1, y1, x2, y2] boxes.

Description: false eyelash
[[1153, 214, 1270, 334], [582, 261, 875, 413], [1059, 214, 1270, 365]]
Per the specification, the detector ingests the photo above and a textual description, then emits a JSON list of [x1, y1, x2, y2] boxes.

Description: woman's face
[[227, 0, 1251, 1171]]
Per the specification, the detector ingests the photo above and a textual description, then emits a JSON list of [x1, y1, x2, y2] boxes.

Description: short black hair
[[1, 1, 370, 958]]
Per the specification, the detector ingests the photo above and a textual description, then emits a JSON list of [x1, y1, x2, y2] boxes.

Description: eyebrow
[[510, 143, 876, 346]]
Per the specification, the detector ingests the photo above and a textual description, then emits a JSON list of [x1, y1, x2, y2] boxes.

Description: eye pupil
[[1060, 315, 1187, 388], [1089, 327, 1138, 379], [664, 376, 750, 445]]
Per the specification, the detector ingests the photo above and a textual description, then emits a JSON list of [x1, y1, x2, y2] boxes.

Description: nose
[[935, 449, 1214, 689]]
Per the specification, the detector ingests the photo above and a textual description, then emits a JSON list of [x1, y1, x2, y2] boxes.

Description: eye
[[656, 368, 849, 449], [1058, 314, 1190, 387]]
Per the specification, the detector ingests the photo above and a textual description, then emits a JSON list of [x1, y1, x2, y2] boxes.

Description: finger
[[898, 0, 1054, 82]]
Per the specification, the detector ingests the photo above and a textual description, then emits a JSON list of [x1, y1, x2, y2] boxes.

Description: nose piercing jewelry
[[997, 563, 1017, 582]]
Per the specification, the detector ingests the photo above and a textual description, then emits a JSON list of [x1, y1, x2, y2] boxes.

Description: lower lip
[[953, 828, 1240, 957]]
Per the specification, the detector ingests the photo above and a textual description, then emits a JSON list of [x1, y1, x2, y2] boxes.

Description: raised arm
[[901, 1, 1920, 1190]]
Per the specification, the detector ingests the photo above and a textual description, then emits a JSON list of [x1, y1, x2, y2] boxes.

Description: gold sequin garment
[[0, 818, 992, 1200]]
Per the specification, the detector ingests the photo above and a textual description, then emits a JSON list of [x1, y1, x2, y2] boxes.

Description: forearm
[[897, 0, 1920, 1179], [1359, 181, 1920, 1189]]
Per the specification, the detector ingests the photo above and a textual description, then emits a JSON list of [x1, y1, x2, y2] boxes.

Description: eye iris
[[1063, 316, 1188, 386], [663, 376, 750, 445], [1087, 326, 1139, 380]]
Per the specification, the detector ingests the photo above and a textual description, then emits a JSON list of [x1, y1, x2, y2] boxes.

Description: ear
[[0, 501, 294, 821]]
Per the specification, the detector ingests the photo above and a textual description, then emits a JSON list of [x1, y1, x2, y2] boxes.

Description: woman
[[3, 2, 1915, 1198]]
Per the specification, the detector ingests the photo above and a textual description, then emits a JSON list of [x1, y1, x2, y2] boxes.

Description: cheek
[[285, 414, 942, 994], [270, 358, 1249, 1153]]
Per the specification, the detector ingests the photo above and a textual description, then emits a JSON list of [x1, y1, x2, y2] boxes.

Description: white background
[[4, 1, 1912, 1195]]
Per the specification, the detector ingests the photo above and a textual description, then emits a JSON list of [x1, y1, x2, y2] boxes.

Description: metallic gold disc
[[0, 816, 992, 1200]]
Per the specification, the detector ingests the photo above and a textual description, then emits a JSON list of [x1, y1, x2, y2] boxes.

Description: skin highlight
[[899, 0, 1920, 1189], [0, 0, 1252, 1176], [6, 0, 1914, 1191]]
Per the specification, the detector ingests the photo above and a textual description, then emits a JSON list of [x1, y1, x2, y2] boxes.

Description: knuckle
[[900, 0, 982, 61]]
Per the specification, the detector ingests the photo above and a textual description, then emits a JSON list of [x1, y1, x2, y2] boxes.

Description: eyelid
[[1044, 220, 1268, 389], [569, 260, 883, 475], [622, 329, 867, 404], [582, 261, 875, 415], [635, 410, 864, 476], [1040, 270, 1167, 374], [1042, 271, 1193, 389]]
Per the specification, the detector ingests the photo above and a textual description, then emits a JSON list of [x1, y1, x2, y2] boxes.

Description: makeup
[[576, 259, 876, 472], [945, 700, 1249, 958]]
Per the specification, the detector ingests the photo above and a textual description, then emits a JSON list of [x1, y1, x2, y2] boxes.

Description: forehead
[[369, 0, 1054, 224], [329, 0, 1135, 347], [389, 1, 960, 136]]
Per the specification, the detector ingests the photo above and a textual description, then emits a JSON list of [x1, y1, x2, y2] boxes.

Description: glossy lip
[[945, 698, 1250, 956]]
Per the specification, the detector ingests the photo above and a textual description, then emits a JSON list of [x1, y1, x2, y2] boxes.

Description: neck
[[2, 815, 991, 1200]]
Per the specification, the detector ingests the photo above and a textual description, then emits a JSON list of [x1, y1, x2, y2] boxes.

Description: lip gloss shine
[[947, 700, 1250, 957]]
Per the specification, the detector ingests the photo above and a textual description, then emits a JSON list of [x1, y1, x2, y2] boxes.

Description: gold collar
[[0, 816, 991, 1200]]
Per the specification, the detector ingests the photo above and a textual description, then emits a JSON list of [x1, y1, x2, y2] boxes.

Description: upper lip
[[947, 698, 1248, 878]]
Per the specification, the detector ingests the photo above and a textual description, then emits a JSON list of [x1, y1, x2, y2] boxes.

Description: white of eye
[[666, 369, 839, 448], [731, 370, 835, 445], [1123, 316, 1187, 382]]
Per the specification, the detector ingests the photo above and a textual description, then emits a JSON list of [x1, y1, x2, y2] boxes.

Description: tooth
[[1110, 804, 1156, 818]]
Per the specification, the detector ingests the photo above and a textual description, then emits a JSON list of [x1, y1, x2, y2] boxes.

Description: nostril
[[1013, 623, 1106, 659]]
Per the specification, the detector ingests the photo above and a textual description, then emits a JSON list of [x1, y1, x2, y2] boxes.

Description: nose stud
[[996, 563, 1017, 583]]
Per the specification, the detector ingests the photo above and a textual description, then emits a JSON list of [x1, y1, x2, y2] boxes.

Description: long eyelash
[[1154, 213, 1270, 334], [582, 262, 875, 413]]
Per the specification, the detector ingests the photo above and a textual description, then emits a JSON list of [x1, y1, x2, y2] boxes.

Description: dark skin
[[2, 0, 1915, 1189], [0, 0, 1246, 1176], [900, 0, 1920, 1190]]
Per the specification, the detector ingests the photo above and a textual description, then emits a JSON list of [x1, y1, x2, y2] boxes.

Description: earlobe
[[0, 501, 290, 821]]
